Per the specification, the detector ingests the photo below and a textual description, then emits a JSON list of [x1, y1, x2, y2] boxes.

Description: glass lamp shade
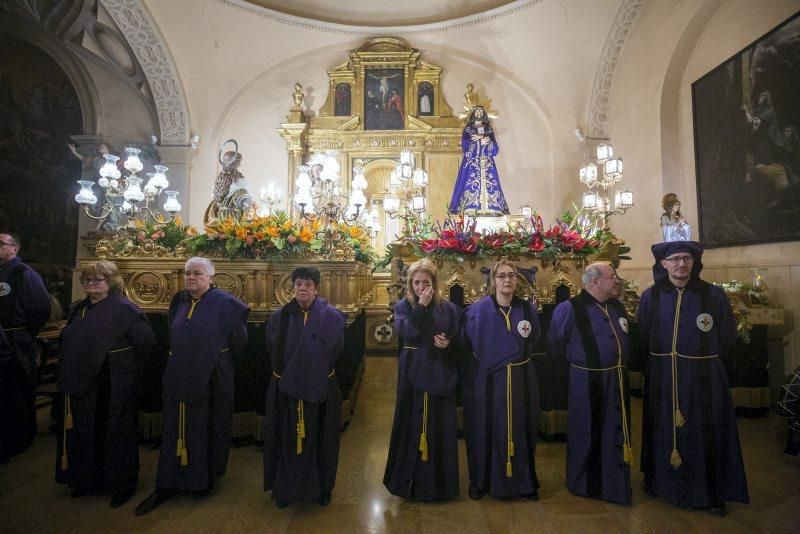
[[400, 149, 413, 165], [98, 177, 110, 188], [412, 195, 426, 212], [344, 204, 358, 219], [412, 168, 428, 187], [144, 182, 158, 196], [147, 165, 169, 190], [619, 189, 634, 208], [383, 195, 400, 214], [75, 180, 98, 205], [604, 156, 623, 177], [320, 151, 340, 182], [99, 154, 121, 179], [296, 166, 312, 189], [302, 203, 315, 215], [349, 189, 367, 208], [389, 170, 401, 187], [123, 147, 144, 173], [372, 222, 381, 233], [369, 207, 379, 220], [596, 143, 613, 161], [163, 190, 181, 213], [122, 200, 132, 212], [400, 163, 412, 179], [110, 179, 119, 189], [582, 191, 598, 210], [122, 176, 145, 202]]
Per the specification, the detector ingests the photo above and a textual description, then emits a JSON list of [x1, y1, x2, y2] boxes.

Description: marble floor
[[1, 357, 799, 533]]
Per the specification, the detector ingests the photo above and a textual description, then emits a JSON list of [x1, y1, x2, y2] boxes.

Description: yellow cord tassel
[[419, 392, 429, 461], [296, 400, 305, 454], [61, 396, 69, 470], [674, 408, 685, 428], [670, 448, 682, 468], [623, 445, 632, 464], [65, 394, 73, 430], [506, 364, 514, 478], [178, 402, 188, 466]]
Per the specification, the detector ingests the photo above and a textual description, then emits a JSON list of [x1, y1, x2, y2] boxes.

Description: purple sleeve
[[229, 305, 249, 355], [22, 269, 51, 333], [548, 301, 574, 360], [528, 300, 541, 348], [715, 288, 738, 355], [461, 127, 473, 154], [126, 312, 155, 353], [636, 288, 653, 344], [394, 299, 429, 345], [487, 131, 499, 157]]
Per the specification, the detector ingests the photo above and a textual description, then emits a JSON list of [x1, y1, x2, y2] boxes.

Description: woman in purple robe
[[384, 259, 463, 501], [263, 266, 346, 508], [56, 260, 154, 508], [637, 241, 748, 517], [448, 106, 509, 214], [463, 259, 540, 500], [135, 257, 249, 516]]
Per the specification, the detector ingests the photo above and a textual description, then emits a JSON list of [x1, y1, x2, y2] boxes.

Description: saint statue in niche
[[448, 105, 509, 214], [334, 83, 351, 116], [205, 140, 254, 223], [660, 193, 692, 241], [417, 82, 434, 116]]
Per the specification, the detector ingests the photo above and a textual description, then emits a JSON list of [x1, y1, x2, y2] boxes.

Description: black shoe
[[134, 490, 174, 516], [192, 478, 214, 500], [276, 500, 290, 509], [468, 485, 484, 501], [318, 492, 332, 506], [707, 504, 727, 517], [527, 489, 539, 501], [110, 487, 136, 508], [643, 481, 657, 497]]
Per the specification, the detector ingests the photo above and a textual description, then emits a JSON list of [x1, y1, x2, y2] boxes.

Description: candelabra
[[74, 147, 181, 229], [382, 149, 428, 237], [258, 183, 283, 217], [294, 151, 371, 228], [579, 143, 633, 230]]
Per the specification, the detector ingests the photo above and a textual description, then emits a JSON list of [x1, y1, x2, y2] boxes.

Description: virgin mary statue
[[448, 105, 509, 214]]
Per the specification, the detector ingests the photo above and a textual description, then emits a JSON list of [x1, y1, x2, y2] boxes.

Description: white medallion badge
[[696, 313, 714, 332], [517, 320, 532, 338], [0, 282, 11, 297], [618, 317, 629, 333]]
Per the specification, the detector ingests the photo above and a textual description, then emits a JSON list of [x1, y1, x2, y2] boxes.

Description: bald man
[[548, 262, 632, 505]]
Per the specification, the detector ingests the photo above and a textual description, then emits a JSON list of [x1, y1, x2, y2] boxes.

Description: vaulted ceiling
[[242, 0, 518, 26]]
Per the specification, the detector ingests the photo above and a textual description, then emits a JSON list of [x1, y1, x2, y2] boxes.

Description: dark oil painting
[[364, 68, 404, 130], [692, 12, 800, 247]]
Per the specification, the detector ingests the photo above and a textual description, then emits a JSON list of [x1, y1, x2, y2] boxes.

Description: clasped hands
[[418, 287, 451, 349], [470, 134, 490, 146]]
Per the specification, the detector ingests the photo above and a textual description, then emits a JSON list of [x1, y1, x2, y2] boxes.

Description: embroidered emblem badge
[[0, 282, 11, 297], [696, 313, 713, 332], [619, 317, 629, 333], [517, 320, 532, 338]]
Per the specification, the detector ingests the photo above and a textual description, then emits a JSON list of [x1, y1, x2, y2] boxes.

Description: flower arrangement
[[131, 216, 196, 249], [716, 280, 770, 306], [405, 209, 620, 262], [185, 211, 376, 264]]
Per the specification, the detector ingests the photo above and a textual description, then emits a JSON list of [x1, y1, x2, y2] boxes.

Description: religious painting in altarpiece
[[278, 37, 464, 223]]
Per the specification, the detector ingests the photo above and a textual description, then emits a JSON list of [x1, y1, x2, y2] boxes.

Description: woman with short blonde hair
[[79, 260, 124, 296]]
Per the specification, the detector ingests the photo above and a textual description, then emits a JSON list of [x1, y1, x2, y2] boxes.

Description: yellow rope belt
[[419, 392, 429, 462], [61, 393, 73, 470], [108, 346, 133, 353], [177, 402, 188, 466], [403, 346, 418, 350], [505, 356, 531, 477], [3, 326, 27, 332], [593, 303, 632, 464], [271, 369, 335, 454]]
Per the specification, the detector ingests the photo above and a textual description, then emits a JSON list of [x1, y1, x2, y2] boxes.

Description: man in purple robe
[[549, 262, 632, 505], [0, 232, 51, 463], [638, 241, 749, 517], [263, 266, 346, 508], [135, 257, 249, 515], [384, 259, 463, 501], [463, 259, 540, 500]]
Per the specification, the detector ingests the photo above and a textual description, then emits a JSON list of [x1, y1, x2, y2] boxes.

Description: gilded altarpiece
[[278, 38, 463, 237]]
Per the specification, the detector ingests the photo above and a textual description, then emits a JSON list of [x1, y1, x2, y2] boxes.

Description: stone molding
[[218, 0, 544, 36], [101, 0, 191, 145], [588, 0, 648, 139]]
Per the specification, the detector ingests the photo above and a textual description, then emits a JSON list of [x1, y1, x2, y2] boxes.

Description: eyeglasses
[[663, 256, 694, 265], [0, 241, 15, 248], [80, 277, 106, 284], [495, 273, 516, 280]]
